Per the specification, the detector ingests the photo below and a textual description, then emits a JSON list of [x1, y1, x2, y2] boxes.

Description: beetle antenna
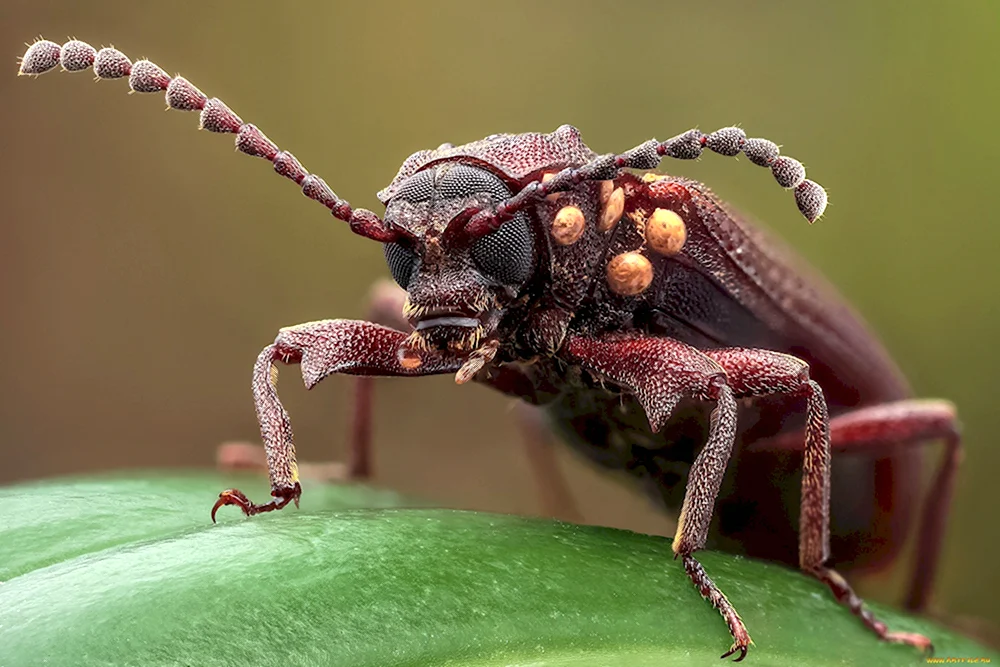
[[17, 38, 397, 243], [464, 126, 829, 239]]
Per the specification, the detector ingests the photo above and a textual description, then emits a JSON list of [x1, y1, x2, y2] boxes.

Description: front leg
[[560, 334, 751, 660], [211, 319, 462, 521]]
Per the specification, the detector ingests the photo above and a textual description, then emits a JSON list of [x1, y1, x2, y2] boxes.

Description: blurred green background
[[1, 0, 997, 641]]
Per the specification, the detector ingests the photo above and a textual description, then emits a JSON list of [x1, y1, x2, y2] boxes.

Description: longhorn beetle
[[19, 38, 961, 661]]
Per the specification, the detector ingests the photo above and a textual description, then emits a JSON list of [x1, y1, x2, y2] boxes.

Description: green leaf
[[0, 473, 995, 666]]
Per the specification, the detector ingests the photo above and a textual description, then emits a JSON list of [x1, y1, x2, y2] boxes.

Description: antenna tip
[[795, 180, 828, 223]]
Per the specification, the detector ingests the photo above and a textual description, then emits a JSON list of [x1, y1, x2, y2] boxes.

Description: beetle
[[19, 38, 962, 661]]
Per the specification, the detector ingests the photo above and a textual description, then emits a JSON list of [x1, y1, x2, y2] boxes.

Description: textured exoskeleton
[[20, 38, 962, 661]]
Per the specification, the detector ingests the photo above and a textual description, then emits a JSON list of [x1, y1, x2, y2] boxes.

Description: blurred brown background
[[1, 0, 997, 636]]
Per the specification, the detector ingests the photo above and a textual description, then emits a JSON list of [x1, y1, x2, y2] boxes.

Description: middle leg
[[560, 333, 750, 659], [702, 347, 932, 652], [756, 399, 961, 613]]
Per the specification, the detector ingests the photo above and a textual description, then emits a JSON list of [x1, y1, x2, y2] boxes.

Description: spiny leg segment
[[215, 280, 409, 483], [561, 336, 934, 660], [211, 319, 463, 521], [17, 38, 397, 242], [701, 348, 934, 654], [215, 279, 584, 521], [560, 334, 752, 660]]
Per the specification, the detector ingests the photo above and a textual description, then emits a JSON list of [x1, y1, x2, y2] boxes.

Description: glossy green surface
[[0, 471, 413, 580], [1, 474, 994, 666]]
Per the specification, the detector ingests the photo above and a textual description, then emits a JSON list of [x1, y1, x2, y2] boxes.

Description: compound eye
[[383, 242, 418, 289], [470, 211, 534, 287]]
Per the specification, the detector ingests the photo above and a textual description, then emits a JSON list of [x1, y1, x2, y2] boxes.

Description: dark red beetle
[[20, 38, 962, 661]]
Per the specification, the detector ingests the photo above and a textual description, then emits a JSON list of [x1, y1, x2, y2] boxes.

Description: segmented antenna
[[465, 126, 829, 240], [17, 38, 397, 243]]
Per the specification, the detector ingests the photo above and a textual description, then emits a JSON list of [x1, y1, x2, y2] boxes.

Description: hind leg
[[513, 402, 583, 522], [759, 399, 961, 612]]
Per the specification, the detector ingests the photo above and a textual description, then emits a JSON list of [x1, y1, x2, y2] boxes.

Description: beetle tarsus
[[720, 644, 749, 662], [809, 565, 933, 653], [211, 482, 301, 522], [682, 555, 753, 662]]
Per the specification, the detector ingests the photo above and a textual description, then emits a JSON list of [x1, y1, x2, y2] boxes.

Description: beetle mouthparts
[[415, 316, 480, 330]]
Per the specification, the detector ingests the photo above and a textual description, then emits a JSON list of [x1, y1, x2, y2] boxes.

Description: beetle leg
[[560, 334, 752, 660], [345, 280, 413, 479], [674, 387, 748, 661], [347, 280, 584, 518], [702, 348, 934, 653], [757, 400, 961, 614], [828, 401, 960, 614], [215, 279, 409, 482], [333, 284, 585, 518], [211, 318, 462, 522], [513, 403, 583, 523], [215, 280, 582, 520]]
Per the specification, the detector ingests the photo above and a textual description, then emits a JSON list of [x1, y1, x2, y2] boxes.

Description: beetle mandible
[[19, 38, 962, 661]]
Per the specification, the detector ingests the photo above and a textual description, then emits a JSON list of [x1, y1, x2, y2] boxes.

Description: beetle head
[[381, 163, 536, 354]]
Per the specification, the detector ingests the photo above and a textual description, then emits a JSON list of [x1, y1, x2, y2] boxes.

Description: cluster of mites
[[546, 176, 686, 297]]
